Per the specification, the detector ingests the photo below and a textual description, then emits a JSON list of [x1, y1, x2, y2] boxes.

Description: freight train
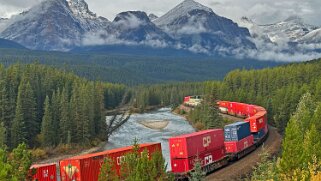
[[29, 101, 268, 181], [183, 95, 203, 107], [170, 101, 269, 178]]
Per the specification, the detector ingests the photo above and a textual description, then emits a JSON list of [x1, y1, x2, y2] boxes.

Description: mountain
[[0, 0, 109, 51], [240, 16, 317, 44], [300, 28, 321, 44], [154, 0, 255, 53], [111, 11, 173, 46], [0, 0, 255, 55], [0, 38, 26, 49], [82, 11, 174, 48], [0, 18, 9, 33], [148, 14, 158, 21]]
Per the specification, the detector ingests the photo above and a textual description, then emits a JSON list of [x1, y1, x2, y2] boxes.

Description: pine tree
[[294, 92, 315, 132], [312, 103, 321, 135], [302, 124, 321, 165], [98, 157, 119, 181], [189, 157, 205, 181], [279, 116, 304, 173], [41, 96, 54, 147], [9, 143, 33, 180], [11, 80, 37, 147], [59, 87, 71, 144], [11, 90, 27, 148], [0, 122, 6, 148], [51, 90, 61, 146]]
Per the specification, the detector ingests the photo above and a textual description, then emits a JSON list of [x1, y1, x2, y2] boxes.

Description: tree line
[[250, 92, 321, 180], [0, 63, 126, 149]]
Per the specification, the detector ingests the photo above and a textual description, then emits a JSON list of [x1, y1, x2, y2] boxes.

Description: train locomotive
[[29, 101, 268, 181]]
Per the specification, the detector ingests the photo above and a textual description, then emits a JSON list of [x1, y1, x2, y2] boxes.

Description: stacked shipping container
[[224, 135, 254, 153], [169, 129, 226, 173], [224, 122, 251, 141], [59, 143, 161, 181], [224, 121, 254, 154]]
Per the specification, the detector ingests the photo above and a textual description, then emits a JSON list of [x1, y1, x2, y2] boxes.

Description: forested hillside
[[129, 58, 321, 132], [0, 48, 281, 85], [0, 64, 126, 149]]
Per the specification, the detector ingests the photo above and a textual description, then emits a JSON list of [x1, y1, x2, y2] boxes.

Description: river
[[103, 107, 195, 170]]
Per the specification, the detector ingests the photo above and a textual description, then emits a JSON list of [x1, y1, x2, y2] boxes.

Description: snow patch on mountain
[[67, 0, 97, 19], [300, 28, 321, 43], [240, 16, 317, 44], [154, 0, 212, 27]]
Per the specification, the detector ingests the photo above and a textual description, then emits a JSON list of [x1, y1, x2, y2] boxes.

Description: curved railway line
[[179, 103, 282, 181]]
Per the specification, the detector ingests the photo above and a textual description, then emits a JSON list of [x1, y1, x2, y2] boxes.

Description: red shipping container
[[245, 105, 257, 117], [171, 147, 225, 173], [235, 103, 247, 117], [224, 135, 254, 153], [184, 96, 190, 103], [227, 102, 237, 115], [30, 163, 57, 181], [245, 111, 267, 132], [169, 129, 224, 159], [218, 101, 229, 113], [217, 101, 229, 108], [60, 143, 161, 181], [254, 106, 265, 112]]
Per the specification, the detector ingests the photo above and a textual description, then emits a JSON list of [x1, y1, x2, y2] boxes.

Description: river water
[[103, 108, 195, 170]]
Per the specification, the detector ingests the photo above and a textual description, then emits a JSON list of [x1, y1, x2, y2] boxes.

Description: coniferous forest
[[0, 63, 125, 149]]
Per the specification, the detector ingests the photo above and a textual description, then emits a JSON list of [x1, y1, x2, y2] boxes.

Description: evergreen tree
[[40, 96, 54, 147], [9, 143, 33, 180], [0, 148, 12, 180], [11, 90, 27, 148], [11, 80, 37, 147], [294, 92, 315, 132], [302, 124, 321, 165], [59, 87, 71, 144], [190, 157, 205, 181], [0, 122, 6, 148], [312, 102, 321, 134], [51, 90, 61, 146], [98, 157, 119, 181], [279, 115, 304, 173]]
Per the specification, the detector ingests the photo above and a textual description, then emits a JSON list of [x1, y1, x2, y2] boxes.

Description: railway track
[[206, 126, 282, 181]]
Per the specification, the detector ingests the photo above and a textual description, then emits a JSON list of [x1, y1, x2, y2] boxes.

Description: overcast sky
[[0, 0, 321, 26]]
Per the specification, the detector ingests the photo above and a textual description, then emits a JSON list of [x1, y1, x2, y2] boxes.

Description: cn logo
[[204, 155, 213, 165], [203, 136, 211, 147]]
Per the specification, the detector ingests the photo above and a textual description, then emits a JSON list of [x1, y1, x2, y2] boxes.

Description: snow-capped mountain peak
[[154, 0, 212, 26], [67, 0, 97, 19]]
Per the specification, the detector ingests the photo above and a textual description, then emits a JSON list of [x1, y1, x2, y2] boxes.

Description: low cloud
[[114, 12, 146, 29], [175, 16, 208, 35]]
